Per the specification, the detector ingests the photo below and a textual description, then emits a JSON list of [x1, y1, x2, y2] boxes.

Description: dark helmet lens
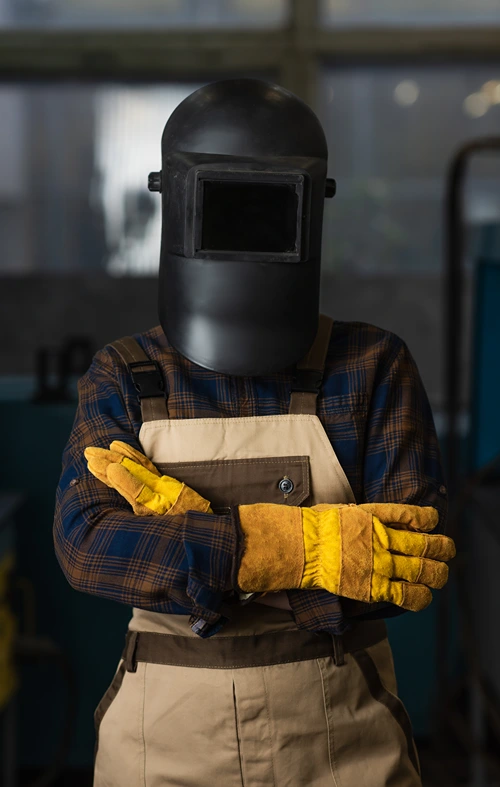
[[200, 180, 299, 254]]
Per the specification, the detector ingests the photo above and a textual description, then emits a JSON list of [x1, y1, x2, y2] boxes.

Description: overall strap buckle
[[109, 334, 169, 422], [129, 360, 165, 400], [289, 315, 334, 415], [291, 369, 324, 394]]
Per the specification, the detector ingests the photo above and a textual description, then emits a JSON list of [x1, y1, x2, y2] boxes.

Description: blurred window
[[320, 65, 500, 272], [0, 0, 288, 29], [0, 83, 200, 275], [3, 72, 500, 277], [321, 0, 500, 26]]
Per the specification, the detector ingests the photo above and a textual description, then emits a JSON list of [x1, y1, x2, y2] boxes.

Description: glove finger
[[87, 461, 111, 487], [136, 484, 172, 515], [85, 447, 126, 487], [109, 441, 160, 477], [120, 457, 170, 491], [107, 463, 148, 507], [119, 458, 201, 513], [385, 526, 456, 561], [85, 446, 125, 463], [108, 464, 173, 515], [360, 503, 439, 532], [122, 461, 185, 507], [393, 581, 433, 612], [86, 459, 111, 487], [371, 574, 432, 611], [391, 554, 449, 589], [113, 471, 210, 516]]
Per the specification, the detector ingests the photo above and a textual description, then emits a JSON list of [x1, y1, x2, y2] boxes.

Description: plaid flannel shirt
[[54, 320, 448, 638]]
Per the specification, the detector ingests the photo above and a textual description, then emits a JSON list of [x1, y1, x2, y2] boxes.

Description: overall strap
[[289, 315, 333, 415], [110, 336, 169, 422]]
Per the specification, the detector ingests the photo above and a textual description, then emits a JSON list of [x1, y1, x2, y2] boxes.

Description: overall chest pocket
[[156, 455, 310, 509]]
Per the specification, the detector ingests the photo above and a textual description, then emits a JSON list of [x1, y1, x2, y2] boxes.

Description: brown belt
[[122, 619, 387, 672]]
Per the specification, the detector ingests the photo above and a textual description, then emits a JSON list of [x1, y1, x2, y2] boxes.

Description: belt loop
[[125, 631, 139, 673], [331, 634, 345, 667]]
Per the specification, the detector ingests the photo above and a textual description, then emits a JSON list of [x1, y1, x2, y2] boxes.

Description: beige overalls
[[93, 316, 422, 787]]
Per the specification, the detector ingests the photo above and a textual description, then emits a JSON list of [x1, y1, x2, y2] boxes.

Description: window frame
[[0, 0, 498, 110]]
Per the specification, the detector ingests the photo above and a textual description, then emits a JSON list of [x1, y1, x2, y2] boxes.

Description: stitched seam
[[317, 659, 342, 787], [141, 408, 367, 428], [232, 676, 245, 787], [339, 507, 345, 596], [143, 415, 356, 502], [157, 458, 309, 469], [143, 415, 319, 429], [369, 511, 374, 596], [351, 648, 421, 777], [94, 660, 127, 756], [115, 338, 143, 364], [140, 663, 147, 787], [131, 654, 335, 669], [322, 408, 366, 415], [310, 418, 356, 503], [262, 669, 277, 787], [135, 632, 307, 642]]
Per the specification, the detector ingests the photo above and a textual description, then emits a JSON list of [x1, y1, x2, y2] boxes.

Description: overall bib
[[94, 317, 421, 787]]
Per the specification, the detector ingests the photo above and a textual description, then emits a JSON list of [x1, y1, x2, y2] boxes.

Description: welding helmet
[[149, 78, 335, 376]]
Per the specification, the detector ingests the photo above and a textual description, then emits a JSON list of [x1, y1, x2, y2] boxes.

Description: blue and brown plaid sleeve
[[363, 333, 447, 527], [356, 331, 448, 621], [287, 325, 448, 631], [53, 348, 236, 636]]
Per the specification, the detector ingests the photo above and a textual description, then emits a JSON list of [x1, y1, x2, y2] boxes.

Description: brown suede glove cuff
[[169, 484, 212, 517], [235, 504, 305, 593]]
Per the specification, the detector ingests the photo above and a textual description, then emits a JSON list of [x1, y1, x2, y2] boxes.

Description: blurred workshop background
[[0, 0, 499, 785]]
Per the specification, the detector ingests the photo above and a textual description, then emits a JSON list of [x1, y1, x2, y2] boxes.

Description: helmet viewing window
[[192, 171, 306, 262], [201, 180, 299, 254]]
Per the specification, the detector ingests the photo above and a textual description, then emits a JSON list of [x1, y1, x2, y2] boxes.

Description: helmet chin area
[[161, 301, 320, 378]]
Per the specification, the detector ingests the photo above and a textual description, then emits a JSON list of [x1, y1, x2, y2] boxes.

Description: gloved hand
[[84, 441, 212, 516], [237, 502, 456, 612], [85, 443, 455, 611]]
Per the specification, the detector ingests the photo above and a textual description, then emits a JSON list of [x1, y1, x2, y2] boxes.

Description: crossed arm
[[85, 440, 454, 612], [54, 337, 453, 637]]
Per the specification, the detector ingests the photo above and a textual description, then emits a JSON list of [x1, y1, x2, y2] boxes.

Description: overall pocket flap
[[157, 456, 311, 508]]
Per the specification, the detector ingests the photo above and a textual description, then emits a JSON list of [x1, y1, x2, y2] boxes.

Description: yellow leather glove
[[237, 502, 456, 612], [84, 443, 455, 612], [84, 441, 212, 516]]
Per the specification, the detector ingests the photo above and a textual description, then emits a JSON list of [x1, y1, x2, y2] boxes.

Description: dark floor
[[20, 771, 92, 787]]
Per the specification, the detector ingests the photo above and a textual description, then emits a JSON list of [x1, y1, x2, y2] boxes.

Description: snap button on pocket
[[279, 477, 294, 495]]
